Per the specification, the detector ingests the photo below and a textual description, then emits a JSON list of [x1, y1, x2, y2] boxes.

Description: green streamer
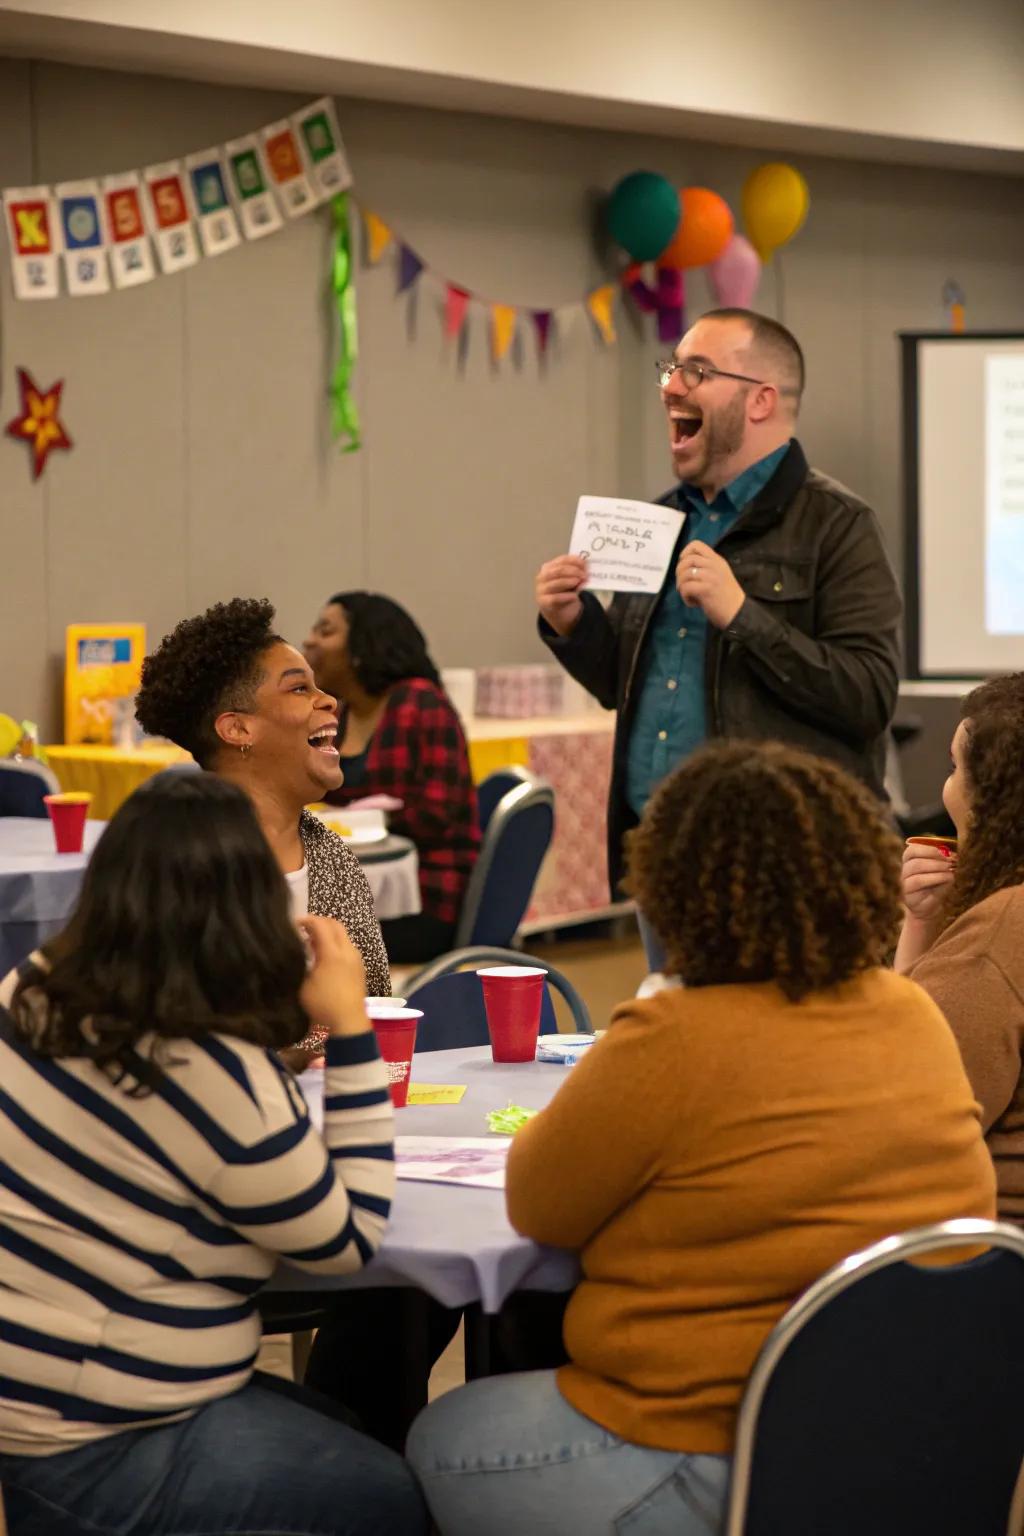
[[329, 192, 361, 453]]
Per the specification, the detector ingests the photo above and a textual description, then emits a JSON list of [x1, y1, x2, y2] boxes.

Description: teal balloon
[[606, 172, 681, 262]]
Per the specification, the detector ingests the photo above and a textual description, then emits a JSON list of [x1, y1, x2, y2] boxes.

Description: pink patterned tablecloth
[[525, 730, 614, 922]]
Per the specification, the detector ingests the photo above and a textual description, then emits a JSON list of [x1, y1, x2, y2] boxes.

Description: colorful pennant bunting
[[445, 284, 470, 339], [364, 210, 393, 265], [360, 209, 622, 362], [491, 304, 517, 362], [398, 244, 424, 293], [586, 284, 617, 344]]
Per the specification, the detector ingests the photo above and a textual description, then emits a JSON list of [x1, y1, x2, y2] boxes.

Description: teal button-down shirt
[[625, 443, 790, 817]]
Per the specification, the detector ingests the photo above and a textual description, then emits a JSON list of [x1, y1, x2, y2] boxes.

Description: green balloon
[[607, 172, 681, 262]]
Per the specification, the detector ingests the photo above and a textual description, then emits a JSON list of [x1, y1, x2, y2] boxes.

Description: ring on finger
[[690, 565, 699, 577]]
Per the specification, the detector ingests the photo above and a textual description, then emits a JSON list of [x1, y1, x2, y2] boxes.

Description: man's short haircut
[[703, 308, 805, 404]]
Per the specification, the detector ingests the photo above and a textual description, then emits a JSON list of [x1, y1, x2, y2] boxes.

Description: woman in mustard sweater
[[407, 742, 995, 1536]]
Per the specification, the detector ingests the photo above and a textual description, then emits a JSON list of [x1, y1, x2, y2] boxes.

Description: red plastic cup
[[367, 1007, 422, 1108], [43, 793, 91, 854], [477, 966, 548, 1063]]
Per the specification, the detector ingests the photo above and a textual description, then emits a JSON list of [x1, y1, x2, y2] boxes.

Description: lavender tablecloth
[[0, 818, 106, 975], [273, 1045, 580, 1311]]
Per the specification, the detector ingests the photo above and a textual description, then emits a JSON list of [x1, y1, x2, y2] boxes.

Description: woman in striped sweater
[[0, 774, 427, 1535]]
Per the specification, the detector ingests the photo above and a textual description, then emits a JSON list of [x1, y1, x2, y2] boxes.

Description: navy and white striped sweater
[[0, 970, 394, 1456]]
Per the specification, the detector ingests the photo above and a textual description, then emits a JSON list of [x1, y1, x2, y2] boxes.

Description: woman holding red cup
[[896, 673, 1024, 1223]]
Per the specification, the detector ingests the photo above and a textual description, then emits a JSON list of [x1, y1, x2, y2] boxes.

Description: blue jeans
[[0, 1373, 429, 1536], [407, 1370, 730, 1535]]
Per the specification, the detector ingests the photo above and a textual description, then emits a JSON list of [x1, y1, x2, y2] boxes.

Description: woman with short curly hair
[[135, 598, 391, 1030], [407, 740, 994, 1536], [897, 673, 1024, 1223]]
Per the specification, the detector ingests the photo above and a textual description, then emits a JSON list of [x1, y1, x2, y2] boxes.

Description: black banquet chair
[[453, 773, 555, 950], [475, 765, 532, 832], [0, 757, 60, 818], [724, 1218, 1024, 1536], [404, 945, 592, 1051]]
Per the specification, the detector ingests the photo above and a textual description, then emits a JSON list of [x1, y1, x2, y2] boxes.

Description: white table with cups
[[0, 815, 422, 979]]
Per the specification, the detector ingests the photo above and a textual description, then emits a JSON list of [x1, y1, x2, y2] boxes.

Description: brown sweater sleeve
[[909, 902, 1024, 1134], [506, 998, 684, 1248]]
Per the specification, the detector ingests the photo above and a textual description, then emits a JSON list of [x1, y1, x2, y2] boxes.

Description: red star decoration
[[5, 368, 73, 480]]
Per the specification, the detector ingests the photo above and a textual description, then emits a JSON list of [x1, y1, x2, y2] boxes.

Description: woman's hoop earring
[[240, 743, 252, 759]]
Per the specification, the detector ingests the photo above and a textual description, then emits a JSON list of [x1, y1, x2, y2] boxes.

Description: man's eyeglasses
[[656, 359, 795, 393]]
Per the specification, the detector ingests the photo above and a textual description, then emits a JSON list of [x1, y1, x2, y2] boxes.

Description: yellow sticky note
[[407, 1084, 467, 1105]]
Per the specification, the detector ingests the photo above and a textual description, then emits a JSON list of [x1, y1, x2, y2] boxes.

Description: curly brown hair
[[940, 674, 1024, 931], [135, 598, 282, 767], [627, 741, 903, 1000]]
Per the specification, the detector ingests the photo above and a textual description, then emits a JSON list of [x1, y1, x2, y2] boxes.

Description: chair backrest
[[405, 945, 592, 1051], [476, 766, 533, 831], [725, 1218, 1024, 1536], [454, 778, 555, 949], [0, 758, 59, 818]]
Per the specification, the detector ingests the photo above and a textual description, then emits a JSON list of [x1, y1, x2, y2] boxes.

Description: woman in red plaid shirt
[[305, 593, 480, 964]]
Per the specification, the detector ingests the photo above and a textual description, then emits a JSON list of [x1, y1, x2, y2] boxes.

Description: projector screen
[[903, 332, 1024, 678]]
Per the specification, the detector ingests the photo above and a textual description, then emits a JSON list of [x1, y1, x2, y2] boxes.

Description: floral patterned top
[[300, 810, 391, 997]]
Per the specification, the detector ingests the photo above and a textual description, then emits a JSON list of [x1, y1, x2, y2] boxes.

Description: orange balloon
[[658, 186, 734, 270]]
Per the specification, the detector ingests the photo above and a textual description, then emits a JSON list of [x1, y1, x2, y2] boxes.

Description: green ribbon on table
[[329, 192, 361, 453]]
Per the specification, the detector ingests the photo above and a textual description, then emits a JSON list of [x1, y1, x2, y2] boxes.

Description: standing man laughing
[[535, 309, 902, 969]]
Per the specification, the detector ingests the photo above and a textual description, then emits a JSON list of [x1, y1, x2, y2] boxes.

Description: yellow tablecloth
[[46, 740, 529, 821], [46, 744, 192, 820]]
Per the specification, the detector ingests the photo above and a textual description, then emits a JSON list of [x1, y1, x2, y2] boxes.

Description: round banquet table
[[0, 819, 420, 977], [272, 1045, 581, 1311]]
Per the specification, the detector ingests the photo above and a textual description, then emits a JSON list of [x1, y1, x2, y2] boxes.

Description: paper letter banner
[[293, 97, 351, 202], [143, 162, 199, 274], [101, 172, 155, 287], [3, 186, 59, 299], [224, 133, 282, 240], [185, 148, 241, 257], [56, 180, 110, 296], [260, 120, 316, 218]]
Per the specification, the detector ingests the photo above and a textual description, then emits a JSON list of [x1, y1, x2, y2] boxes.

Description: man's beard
[[696, 390, 747, 482]]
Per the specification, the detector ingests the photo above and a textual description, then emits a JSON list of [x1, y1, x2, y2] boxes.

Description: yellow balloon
[[742, 163, 809, 261]]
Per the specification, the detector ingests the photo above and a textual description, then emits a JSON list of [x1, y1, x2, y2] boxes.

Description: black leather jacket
[[540, 440, 902, 891]]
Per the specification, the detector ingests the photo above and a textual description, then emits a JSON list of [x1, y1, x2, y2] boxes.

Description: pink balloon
[[708, 234, 761, 309]]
